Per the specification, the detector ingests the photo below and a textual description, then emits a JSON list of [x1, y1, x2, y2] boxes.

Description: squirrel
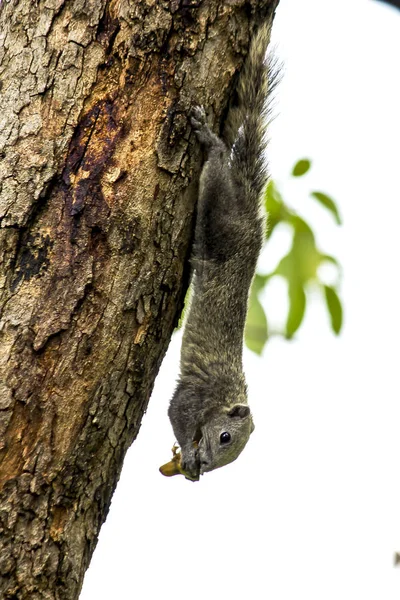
[[163, 24, 276, 481]]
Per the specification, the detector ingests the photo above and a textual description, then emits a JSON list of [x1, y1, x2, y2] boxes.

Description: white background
[[81, 1, 400, 598]]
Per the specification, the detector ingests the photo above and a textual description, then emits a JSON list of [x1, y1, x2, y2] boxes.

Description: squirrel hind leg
[[190, 105, 225, 152]]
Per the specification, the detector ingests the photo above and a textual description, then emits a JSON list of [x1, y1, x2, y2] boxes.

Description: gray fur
[[168, 24, 275, 480]]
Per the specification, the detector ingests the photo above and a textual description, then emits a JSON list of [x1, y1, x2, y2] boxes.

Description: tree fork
[[0, 0, 279, 598]]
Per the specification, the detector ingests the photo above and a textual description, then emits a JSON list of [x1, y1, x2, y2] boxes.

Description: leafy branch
[[245, 159, 343, 354]]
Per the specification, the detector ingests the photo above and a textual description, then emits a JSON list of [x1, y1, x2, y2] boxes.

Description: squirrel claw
[[190, 105, 206, 126], [190, 105, 218, 149]]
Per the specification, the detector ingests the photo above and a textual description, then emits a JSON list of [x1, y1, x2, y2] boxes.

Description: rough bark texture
[[0, 0, 279, 598]]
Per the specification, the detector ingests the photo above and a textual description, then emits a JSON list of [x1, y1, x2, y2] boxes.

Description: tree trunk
[[0, 0, 279, 598]]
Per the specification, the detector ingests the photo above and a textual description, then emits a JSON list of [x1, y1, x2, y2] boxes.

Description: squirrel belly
[[165, 24, 276, 481]]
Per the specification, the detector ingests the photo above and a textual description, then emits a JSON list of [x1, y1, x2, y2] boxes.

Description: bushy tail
[[224, 23, 278, 203]]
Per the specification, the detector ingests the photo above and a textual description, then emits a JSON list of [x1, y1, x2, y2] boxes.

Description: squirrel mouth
[[193, 427, 203, 448], [193, 436, 202, 474], [196, 430, 213, 475]]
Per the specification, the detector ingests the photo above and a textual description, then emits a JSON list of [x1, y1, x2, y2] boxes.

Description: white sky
[[80, 1, 400, 598]]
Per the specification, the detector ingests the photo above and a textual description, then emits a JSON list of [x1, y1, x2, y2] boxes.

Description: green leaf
[[264, 181, 289, 238], [251, 273, 269, 294], [310, 191, 342, 225], [290, 214, 314, 237], [292, 159, 311, 177], [286, 284, 306, 338], [274, 253, 294, 280], [320, 253, 340, 267], [319, 254, 343, 284], [275, 217, 320, 284], [245, 275, 269, 354], [323, 285, 343, 334]]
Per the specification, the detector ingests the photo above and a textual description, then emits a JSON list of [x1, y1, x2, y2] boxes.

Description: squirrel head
[[197, 404, 254, 474]]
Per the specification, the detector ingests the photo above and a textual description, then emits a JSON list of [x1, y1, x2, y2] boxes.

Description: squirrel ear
[[227, 404, 250, 419]]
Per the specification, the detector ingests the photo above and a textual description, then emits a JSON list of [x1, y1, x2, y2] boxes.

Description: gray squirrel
[[165, 24, 276, 481]]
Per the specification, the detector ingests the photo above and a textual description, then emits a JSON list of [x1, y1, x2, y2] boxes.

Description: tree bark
[[0, 0, 279, 598]]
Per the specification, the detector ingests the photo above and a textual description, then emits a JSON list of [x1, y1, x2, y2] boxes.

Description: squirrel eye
[[220, 432, 231, 445]]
